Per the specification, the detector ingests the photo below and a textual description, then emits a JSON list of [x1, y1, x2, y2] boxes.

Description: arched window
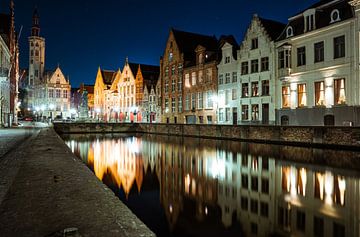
[[330, 9, 340, 23], [286, 26, 294, 38], [281, 115, 289, 125]]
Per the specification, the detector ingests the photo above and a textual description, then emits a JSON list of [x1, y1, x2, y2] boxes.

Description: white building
[[276, 0, 360, 126], [217, 36, 239, 125], [237, 15, 285, 125], [0, 34, 11, 126]]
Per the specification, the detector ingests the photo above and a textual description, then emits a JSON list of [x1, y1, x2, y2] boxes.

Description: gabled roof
[[258, 17, 286, 41], [140, 64, 159, 91], [171, 28, 219, 66], [128, 63, 140, 78], [101, 70, 117, 85], [219, 35, 239, 60], [277, 0, 353, 41]]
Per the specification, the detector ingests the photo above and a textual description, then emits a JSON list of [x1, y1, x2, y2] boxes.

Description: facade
[[160, 29, 218, 124], [182, 39, 219, 124], [237, 15, 285, 125], [79, 83, 94, 118], [0, 34, 11, 126], [276, 0, 360, 126], [26, 9, 71, 120], [0, 1, 19, 126], [93, 67, 120, 121], [217, 36, 239, 125]]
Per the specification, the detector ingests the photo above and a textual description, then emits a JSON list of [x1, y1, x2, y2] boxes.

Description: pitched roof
[[171, 28, 219, 66], [277, 0, 353, 41], [101, 70, 117, 85], [128, 63, 140, 78], [219, 35, 239, 60], [83, 84, 94, 94], [258, 17, 286, 41], [140, 64, 160, 91]]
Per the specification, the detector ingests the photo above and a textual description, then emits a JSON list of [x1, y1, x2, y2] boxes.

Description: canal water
[[61, 133, 360, 237]]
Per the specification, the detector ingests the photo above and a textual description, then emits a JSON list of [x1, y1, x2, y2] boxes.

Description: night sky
[[1, 0, 319, 88]]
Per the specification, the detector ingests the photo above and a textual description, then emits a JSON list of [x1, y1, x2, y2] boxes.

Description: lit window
[[251, 82, 259, 97], [191, 72, 196, 86], [185, 74, 190, 88], [251, 104, 259, 121], [315, 81, 325, 106], [334, 78, 346, 104], [242, 105, 249, 120], [242, 83, 249, 98], [297, 84, 307, 107], [282, 86, 290, 108], [251, 59, 259, 73], [197, 92, 203, 109]]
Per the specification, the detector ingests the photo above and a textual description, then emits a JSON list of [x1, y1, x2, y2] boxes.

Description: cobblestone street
[[0, 128, 35, 158]]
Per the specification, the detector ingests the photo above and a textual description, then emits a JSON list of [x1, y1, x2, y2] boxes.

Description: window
[[197, 92, 203, 109], [63, 90, 68, 98], [250, 199, 258, 214], [334, 35, 345, 59], [169, 52, 173, 62], [56, 89, 61, 98], [261, 178, 269, 194], [178, 64, 183, 74], [314, 216, 324, 237], [191, 72, 196, 86], [251, 38, 258, 49], [165, 80, 169, 93], [242, 155, 248, 167], [251, 176, 258, 191], [191, 93, 196, 110], [282, 86, 290, 108], [251, 82, 259, 97], [305, 13, 315, 32], [165, 67, 169, 77], [193, 71, 201, 84], [225, 73, 230, 84], [219, 74, 224, 84], [241, 62, 248, 75], [232, 72, 237, 83], [260, 202, 269, 217], [165, 98, 169, 112], [232, 89, 237, 100], [298, 84, 307, 107], [261, 57, 269, 71], [35, 69, 39, 77], [225, 56, 230, 64], [279, 49, 291, 68], [178, 76, 182, 92], [171, 65, 175, 75], [206, 68, 212, 82], [172, 98, 176, 112], [185, 94, 190, 111], [278, 206, 291, 229], [296, 211, 306, 232], [262, 80, 270, 96], [206, 91, 213, 108], [242, 83, 249, 98], [286, 26, 294, 38], [251, 59, 259, 73], [172, 79, 176, 92], [330, 9, 340, 23], [241, 174, 248, 189], [314, 41, 324, 63], [219, 108, 224, 121], [242, 105, 249, 120], [315, 81, 325, 106], [185, 74, 190, 88], [178, 96, 182, 112], [49, 89, 54, 98], [334, 78, 346, 104], [251, 104, 259, 120], [241, 196, 248, 210], [225, 108, 230, 121], [225, 90, 230, 105], [297, 46, 306, 66]]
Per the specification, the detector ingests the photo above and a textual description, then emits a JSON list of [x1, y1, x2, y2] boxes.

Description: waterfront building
[[276, 0, 360, 126], [94, 67, 121, 121], [182, 34, 219, 124], [217, 36, 239, 125], [0, 0, 19, 126], [160, 28, 218, 124], [26, 9, 71, 119], [236, 15, 285, 125], [79, 83, 94, 118]]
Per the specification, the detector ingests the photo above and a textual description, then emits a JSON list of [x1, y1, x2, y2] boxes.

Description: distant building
[[26, 9, 71, 119], [276, 0, 360, 126], [79, 83, 94, 118]]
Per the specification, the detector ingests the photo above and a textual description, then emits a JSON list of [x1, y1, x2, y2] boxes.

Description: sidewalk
[[0, 128, 155, 237]]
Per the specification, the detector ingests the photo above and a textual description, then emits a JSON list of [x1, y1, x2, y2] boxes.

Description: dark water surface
[[61, 133, 360, 237]]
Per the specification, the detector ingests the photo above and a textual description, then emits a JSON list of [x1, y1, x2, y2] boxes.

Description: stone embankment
[[54, 122, 360, 150], [0, 127, 155, 237]]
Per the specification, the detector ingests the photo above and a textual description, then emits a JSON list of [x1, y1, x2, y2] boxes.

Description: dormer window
[[251, 38, 258, 50], [286, 26, 294, 38], [330, 9, 340, 23], [303, 9, 316, 32], [225, 56, 230, 64]]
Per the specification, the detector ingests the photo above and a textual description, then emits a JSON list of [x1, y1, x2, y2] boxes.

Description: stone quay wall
[[54, 123, 360, 149]]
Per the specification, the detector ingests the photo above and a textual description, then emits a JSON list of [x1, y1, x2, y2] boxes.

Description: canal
[[61, 133, 360, 237]]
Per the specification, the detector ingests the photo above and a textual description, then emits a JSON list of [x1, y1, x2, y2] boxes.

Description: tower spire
[[31, 7, 40, 37]]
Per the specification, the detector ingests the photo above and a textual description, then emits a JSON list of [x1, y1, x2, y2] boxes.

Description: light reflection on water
[[62, 133, 360, 237]]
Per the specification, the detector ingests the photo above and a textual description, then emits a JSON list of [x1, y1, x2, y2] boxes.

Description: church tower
[[28, 8, 45, 86]]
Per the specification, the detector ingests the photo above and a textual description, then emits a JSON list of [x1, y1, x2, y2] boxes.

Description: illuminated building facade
[[0, 29, 11, 126], [276, 0, 360, 126]]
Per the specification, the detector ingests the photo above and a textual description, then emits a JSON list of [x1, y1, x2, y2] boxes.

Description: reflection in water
[[63, 134, 360, 237]]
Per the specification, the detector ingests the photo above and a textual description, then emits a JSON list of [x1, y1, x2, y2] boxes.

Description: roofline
[[288, 0, 342, 20]]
